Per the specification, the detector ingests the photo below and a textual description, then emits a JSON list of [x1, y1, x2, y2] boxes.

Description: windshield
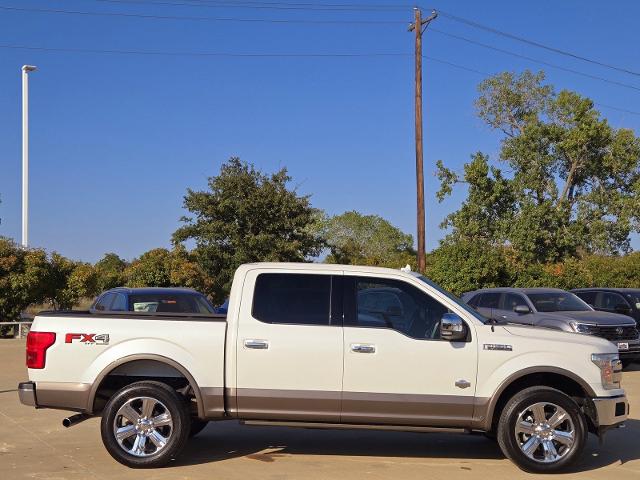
[[526, 292, 591, 312], [624, 291, 640, 309], [414, 274, 488, 323]]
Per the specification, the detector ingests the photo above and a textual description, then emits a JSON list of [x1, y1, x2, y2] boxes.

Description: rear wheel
[[101, 381, 191, 468], [497, 386, 587, 473]]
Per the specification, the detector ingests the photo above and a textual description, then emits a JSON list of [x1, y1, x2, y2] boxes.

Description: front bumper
[[18, 381, 37, 407], [591, 394, 629, 434]]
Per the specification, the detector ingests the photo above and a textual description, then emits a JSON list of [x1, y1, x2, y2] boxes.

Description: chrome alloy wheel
[[514, 401, 575, 463], [113, 396, 173, 457]]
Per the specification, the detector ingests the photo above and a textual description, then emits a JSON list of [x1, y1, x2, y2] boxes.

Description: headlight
[[571, 322, 598, 334], [591, 353, 622, 390]]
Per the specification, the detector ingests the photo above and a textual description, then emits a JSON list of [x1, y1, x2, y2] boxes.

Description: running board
[[241, 420, 468, 434]]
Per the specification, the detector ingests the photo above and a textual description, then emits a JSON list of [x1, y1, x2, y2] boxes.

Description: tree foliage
[[320, 210, 416, 268], [123, 246, 210, 293], [437, 70, 640, 264], [95, 253, 128, 291], [173, 158, 324, 301]]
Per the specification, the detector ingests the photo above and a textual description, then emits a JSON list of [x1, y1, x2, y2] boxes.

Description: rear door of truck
[[234, 268, 343, 422]]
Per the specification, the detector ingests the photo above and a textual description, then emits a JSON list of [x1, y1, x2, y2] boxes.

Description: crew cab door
[[341, 274, 478, 427], [235, 270, 343, 422]]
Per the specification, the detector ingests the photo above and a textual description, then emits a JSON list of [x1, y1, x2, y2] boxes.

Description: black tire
[[189, 419, 209, 438], [100, 381, 191, 468], [497, 386, 587, 473]]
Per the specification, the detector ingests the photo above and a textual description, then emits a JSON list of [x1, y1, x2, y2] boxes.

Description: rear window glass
[[128, 294, 214, 314], [252, 273, 331, 325]]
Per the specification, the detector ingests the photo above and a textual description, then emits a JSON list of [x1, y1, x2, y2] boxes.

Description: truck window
[[128, 294, 214, 314], [111, 293, 127, 311], [252, 273, 331, 325], [502, 293, 528, 311], [94, 293, 115, 311], [477, 292, 500, 309], [345, 277, 448, 340], [574, 291, 596, 305]]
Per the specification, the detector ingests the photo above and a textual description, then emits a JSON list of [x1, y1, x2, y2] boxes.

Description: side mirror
[[513, 305, 531, 314], [440, 313, 467, 341]]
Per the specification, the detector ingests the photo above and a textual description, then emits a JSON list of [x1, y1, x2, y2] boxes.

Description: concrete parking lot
[[1, 339, 638, 480]]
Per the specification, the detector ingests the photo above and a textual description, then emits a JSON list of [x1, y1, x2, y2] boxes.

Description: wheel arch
[[477, 366, 596, 432], [88, 354, 205, 418]]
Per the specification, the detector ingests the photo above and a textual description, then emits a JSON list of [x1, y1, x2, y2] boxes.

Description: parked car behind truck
[[462, 287, 640, 366], [19, 263, 629, 473], [572, 288, 640, 329]]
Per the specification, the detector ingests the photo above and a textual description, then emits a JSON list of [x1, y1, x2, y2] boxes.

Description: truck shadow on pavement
[[175, 418, 640, 472]]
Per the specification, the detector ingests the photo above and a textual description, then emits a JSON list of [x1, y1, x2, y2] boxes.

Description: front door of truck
[[235, 269, 343, 422], [341, 274, 478, 427]]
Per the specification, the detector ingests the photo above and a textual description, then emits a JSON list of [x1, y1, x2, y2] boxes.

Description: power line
[[430, 27, 640, 93], [0, 4, 407, 23], [0, 42, 637, 116], [436, 9, 640, 78], [83, 0, 414, 12], [0, 42, 409, 56]]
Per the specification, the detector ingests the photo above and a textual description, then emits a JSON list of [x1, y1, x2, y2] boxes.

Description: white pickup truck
[[19, 263, 629, 473]]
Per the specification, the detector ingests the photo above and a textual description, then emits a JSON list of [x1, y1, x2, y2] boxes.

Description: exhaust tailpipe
[[62, 413, 90, 428]]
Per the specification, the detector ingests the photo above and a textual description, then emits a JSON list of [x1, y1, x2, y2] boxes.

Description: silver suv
[[462, 287, 640, 366]]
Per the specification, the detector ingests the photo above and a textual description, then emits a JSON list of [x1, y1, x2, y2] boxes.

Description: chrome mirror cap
[[441, 312, 467, 341]]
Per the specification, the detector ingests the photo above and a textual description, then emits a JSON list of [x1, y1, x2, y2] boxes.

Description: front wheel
[[497, 386, 587, 473], [100, 381, 191, 468]]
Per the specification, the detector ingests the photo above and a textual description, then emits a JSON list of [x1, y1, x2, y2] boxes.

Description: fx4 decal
[[65, 333, 110, 345]]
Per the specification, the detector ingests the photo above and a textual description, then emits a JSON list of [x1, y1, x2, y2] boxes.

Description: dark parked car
[[462, 287, 640, 366], [91, 287, 215, 314], [572, 288, 640, 328]]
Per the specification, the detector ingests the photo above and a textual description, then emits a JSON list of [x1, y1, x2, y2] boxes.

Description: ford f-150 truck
[[18, 263, 629, 473]]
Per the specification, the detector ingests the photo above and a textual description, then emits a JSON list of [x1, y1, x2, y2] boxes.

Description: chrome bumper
[[18, 381, 37, 407], [592, 394, 628, 427]]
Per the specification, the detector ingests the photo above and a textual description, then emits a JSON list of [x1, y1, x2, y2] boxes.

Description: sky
[[0, 0, 639, 262]]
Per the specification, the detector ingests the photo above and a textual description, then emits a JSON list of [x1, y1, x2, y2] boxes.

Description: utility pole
[[409, 8, 437, 273], [22, 65, 37, 248]]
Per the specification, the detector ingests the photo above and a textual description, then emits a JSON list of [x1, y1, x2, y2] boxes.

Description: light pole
[[22, 64, 37, 248]]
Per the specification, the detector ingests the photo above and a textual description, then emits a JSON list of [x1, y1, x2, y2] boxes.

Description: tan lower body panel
[[231, 388, 489, 428], [341, 391, 475, 428], [235, 388, 341, 422], [36, 382, 92, 411]]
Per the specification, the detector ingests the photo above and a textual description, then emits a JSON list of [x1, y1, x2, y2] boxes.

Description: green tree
[[94, 253, 128, 291], [320, 211, 416, 268], [425, 239, 511, 296], [124, 248, 173, 287], [173, 157, 324, 302], [43, 253, 100, 310], [0, 237, 49, 320], [437, 70, 640, 264], [123, 247, 210, 292]]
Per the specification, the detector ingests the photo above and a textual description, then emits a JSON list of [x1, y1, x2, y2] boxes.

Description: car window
[[526, 292, 591, 312], [574, 291, 596, 306], [596, 292, 628, 310], [94, 293, 115, 311], [129, 293, 213, 314], [346, 276, 448, 340], [252, 273, 331, 325], [111, 293, 127, 311], [466, 294, 481, 308], [477, 292, 500, 309], [503, 293, 528, 311]]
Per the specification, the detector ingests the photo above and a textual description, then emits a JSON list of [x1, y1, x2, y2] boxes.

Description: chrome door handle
[[455, 379, 471, 389], [244, 339, 269, 350], [351, 343, 376, 354]]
